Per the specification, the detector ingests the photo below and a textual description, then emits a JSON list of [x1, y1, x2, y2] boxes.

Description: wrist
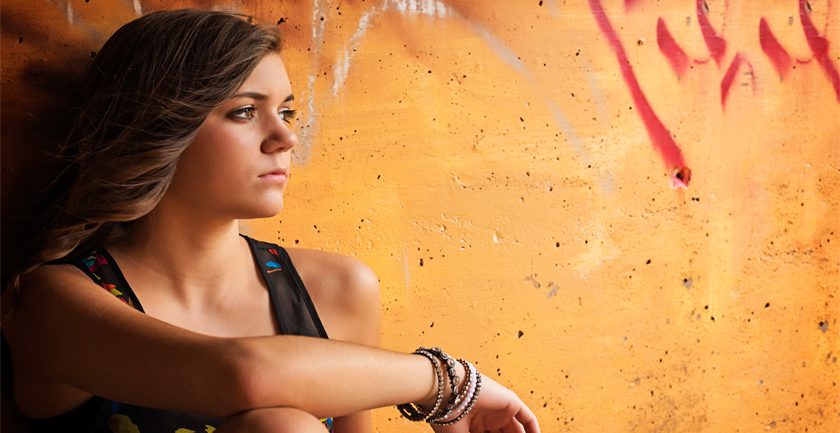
[[398, 347, 480, 425], [416, 356, 466, 409], [415, 355, 441, 409]]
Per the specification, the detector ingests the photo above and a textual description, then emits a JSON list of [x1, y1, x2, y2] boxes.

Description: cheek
[[190, 127, 252, 167], [175, 141, 236, 191]]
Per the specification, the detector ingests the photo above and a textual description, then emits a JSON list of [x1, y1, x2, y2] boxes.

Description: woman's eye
[[279, 109, 297, 124], [229, 106, 256, 121]]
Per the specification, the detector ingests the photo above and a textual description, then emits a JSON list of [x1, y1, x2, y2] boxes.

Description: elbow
[[213, 338, 294, 416]]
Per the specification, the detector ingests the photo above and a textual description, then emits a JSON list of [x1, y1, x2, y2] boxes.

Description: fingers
[[502, 419, 526, 433], [469, 403, 536, 433], [473, 418, 527, 433], [513, 403, 540, 433]]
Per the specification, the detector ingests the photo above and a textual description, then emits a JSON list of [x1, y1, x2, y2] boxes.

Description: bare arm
[[4, 264, 540, 432], [289, 250, 382, 433], [3, 265, 434, 419]]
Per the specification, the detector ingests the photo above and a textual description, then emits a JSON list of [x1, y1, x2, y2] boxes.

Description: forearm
[[227, 335, 453, 418]]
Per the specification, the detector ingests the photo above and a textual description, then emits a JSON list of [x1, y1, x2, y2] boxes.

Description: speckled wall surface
[[2, 1, 838, 432]]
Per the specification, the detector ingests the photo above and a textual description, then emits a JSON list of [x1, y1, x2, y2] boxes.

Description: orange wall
[[2, 1, 838, 432]]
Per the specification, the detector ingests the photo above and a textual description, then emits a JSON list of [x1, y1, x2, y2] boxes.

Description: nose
[[261, 113, 298, 154]]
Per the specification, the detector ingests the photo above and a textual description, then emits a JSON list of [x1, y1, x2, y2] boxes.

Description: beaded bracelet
[[396, 347, 483, 426], [396, 349, 444, 421], [421, 347, 460, 407], [432, 365, 481, 426], [429, 359, 474, 423], [429, 360, 481, 426], [414, 348, 448, 420]]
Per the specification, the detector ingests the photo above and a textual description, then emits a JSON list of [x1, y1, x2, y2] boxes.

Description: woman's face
[[165, 52, 298, 220]]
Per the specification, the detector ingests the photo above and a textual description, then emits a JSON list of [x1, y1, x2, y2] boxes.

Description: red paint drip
[[696, 0, 727, 65], [589, 0, 690, 188], [657, 18, 690, 77], [624, 0, 644, 12], [799, 0, 840, 101], [759, 18, 792, 78], [720, 53, 755, 107]]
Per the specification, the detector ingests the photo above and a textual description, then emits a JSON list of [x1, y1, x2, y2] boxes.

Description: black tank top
[[24, 235, 333, 433]]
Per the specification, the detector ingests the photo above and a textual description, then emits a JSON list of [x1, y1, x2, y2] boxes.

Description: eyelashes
[[228, 105, 297, 124], [228, 106, 256, 121], [279, 109, 297, 124]]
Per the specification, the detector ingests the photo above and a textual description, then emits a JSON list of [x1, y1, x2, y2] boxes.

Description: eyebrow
[[232, 92, 294, 103]]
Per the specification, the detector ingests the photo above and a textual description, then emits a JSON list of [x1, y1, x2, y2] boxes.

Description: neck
[[109, 202, 252, 300]]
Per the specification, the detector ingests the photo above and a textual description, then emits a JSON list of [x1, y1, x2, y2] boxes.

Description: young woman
[[1, 9, 540, 433]]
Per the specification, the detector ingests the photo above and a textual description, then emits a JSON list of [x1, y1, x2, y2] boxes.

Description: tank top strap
[[241, 234, 329, 339], [69, 249, 145, 312]]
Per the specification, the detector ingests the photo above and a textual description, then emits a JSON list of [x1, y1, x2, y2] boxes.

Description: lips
[[258, 167, 288, 182], [260, 169, 286, 176]]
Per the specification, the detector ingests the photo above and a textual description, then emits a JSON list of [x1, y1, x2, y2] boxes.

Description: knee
[[218, 407, 328, 433]]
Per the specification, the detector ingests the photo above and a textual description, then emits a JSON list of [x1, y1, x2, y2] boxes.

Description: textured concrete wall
[[2, 1, 838, 432]]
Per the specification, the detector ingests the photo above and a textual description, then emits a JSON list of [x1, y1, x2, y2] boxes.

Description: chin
[[259, 198, 285, 218], [236, 198, 285, 219]]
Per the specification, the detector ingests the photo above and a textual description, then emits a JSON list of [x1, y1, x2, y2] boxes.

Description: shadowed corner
[[1, 58, 89, 193], [1, 8, 92, 207], [0, 12, 92, 300]]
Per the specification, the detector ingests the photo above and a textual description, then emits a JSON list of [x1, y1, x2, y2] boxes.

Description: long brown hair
[[2, 9, 282, 296]]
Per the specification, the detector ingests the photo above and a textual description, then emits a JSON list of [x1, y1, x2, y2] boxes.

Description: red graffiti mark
[[657, 18, 690, 77], [799, 0, 840, 101], [696, 0, 727, 65], [759, 18, 792, 78], [589, 0, 690, 189], [624, 0, 644, 12], [720, 53, 755, 107]]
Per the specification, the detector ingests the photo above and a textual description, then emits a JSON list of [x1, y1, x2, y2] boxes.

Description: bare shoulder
[[2, 263, 137, 415], [15, 262, 93, 294], [3, 263, 126, 355], [6, 263, 102, 325], [283, 248, 380, 344], [283, 248, 379, 301]]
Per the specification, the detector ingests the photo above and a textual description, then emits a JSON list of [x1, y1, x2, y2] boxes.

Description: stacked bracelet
[[396, 349, 444, 421], [431, 360, 481, 425], [422, 347, 460, 407], [396, 347, 482, 426]]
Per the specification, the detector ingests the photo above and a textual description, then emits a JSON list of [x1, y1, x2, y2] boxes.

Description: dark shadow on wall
[[1, 9, 93, 430], [1, 8, 92, 277]]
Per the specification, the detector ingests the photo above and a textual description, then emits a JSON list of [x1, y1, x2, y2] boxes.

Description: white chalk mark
[[333, 9, 379, 96], [66, 2, 74, 25], [492, 229, 503, 244], [332, 0, 451, 97], [296, 0, 329, 165], [548, 100, 615, 193], [48, 1, 102, 42], [468, 19, 615, 192], [547, 101, 585, 158], [468, 23, 529, 77], [583, 57, 608, 125], [383, 0, 449, 17], [546, 0, 561, 17]]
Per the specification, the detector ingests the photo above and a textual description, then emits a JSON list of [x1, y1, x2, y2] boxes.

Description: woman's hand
[[430, 374, 540, 433]]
